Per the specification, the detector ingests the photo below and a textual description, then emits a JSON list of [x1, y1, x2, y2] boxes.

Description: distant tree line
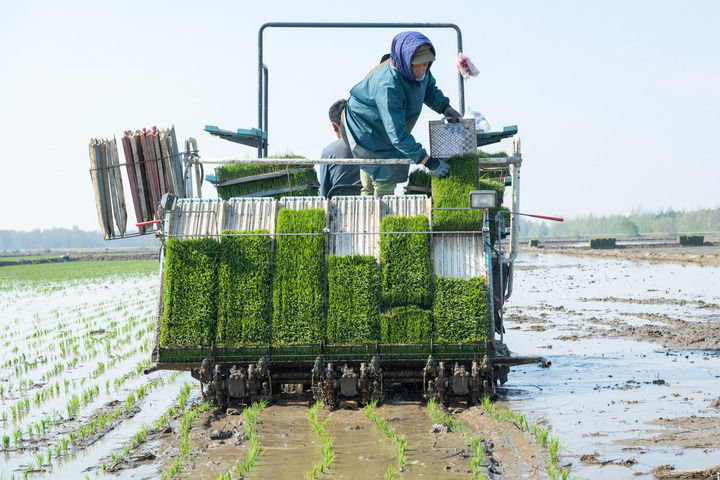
[[520, 207, 720, 237], [0, 226, 160, 251]]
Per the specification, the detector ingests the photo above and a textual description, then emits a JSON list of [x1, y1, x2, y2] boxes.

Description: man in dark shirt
[[318, 99, 361, 198]]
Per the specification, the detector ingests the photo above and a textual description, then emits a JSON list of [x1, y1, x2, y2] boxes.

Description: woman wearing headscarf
[[343, 31, 461, 196]]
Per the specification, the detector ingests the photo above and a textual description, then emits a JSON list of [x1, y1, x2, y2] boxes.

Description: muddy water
[[501, 253, 720, 479], [251, 401, 319, 478], [326, 400, 470, 479], [178, 396, 474, 480]]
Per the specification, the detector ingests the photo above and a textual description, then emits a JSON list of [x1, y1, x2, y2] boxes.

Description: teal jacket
[[345, 63, 450, 183]]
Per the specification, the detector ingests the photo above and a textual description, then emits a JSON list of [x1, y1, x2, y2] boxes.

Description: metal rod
[[166, 230, 484, 238], [195, 155, 521, 166], [263, 64, 268, 157], [198, 157, 413, 165]]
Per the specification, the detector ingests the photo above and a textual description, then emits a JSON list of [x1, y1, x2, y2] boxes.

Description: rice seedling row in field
[[100, 375, 186, 474], [0, 272, 159, 451], [2, 319, 154, 436], [304, 401, 334, 480], [160, 399, 212, 480], [480, 396, 576, 480], [215, 400, 268, 480], [365, 401, 406, 479], [23, 374, 173, 474], [427, 399, 486, 480], [0, 259, 158, 287], [1, 291, 154, 389]]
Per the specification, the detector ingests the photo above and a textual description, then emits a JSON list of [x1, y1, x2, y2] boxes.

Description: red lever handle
[[136, 220, 162, 227], [522, 213, 564, 222]]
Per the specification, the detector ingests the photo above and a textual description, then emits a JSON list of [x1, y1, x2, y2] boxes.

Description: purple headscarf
[[390, 31, 435, 83]]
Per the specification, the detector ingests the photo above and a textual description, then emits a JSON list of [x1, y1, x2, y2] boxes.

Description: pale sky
[[1, 1, 718, 232]]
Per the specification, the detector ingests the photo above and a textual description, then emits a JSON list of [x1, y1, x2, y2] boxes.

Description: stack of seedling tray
[[213, 157, 319, 199], [157, 152, 506, 364]]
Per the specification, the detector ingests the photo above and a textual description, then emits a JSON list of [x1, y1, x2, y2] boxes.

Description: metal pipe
[[198, 157, 415, 165], [263, 64, 268, 157], [258, 22, 465, 147], [503, 137, 522, 301], [484, 211, 495, 343]]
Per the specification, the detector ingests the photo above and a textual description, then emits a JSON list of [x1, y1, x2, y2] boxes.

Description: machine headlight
[[468, 190, 496, 209]]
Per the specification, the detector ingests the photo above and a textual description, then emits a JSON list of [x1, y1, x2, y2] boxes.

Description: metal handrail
[[258, 22, 466, 157], [196, 156, 521, 166]]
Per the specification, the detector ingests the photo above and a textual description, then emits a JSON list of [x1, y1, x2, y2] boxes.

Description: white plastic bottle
[[464, 107, 491, 132]]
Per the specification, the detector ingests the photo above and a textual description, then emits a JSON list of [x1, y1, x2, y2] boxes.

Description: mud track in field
[[159, 390, 547, 480], [520, 241, 720, 267]]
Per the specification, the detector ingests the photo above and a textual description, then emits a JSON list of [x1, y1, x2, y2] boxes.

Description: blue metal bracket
[[477, 125, 518, 147], [204, 125, 267, 148]]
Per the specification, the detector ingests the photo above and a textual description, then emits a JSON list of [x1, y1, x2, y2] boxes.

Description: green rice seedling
[[405, 169, 432, 195], [379, 215, 432, 308], [2, 434, 9, 449], [380, 306, 432, 344], [217, 229, 272, 345], [548, 436, 560, 464], [160, 237, 219, 347], [178, 383, 191, 411], [124, 392, 136, 412], [428, 399, 486, 479], [327, 255, 380, 344], [432, 154, 505, 232], [366, 401, 407, 477], [273, 209, 326, 344], [533, 424, 549, 446], [214, 156, 317, 199], [433, 276, 488, 343], [589, 237, 616, 249], [678, 235, 704, 245], [305, 401, 334, 478]]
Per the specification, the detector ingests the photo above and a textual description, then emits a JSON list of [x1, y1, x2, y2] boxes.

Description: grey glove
[[443, 106, 461, 123], [425, 156, 451, 178]]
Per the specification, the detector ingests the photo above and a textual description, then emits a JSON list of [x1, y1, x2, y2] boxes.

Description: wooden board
[[121, 132, 146, 235], [97, 140, 115, 238], [130, 131, 153, 226], [89, 139, 110, 239], [169, 126, 185, 197], [160, 129, 181, 195], [107, 137, 128, 236], [152, 127, 169, 195], [139, 129, 160, 218]]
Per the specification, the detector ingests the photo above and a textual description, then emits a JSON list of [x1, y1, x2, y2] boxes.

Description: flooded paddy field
[[502, 253, 720, 479], [1, 251, 718, 479]]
